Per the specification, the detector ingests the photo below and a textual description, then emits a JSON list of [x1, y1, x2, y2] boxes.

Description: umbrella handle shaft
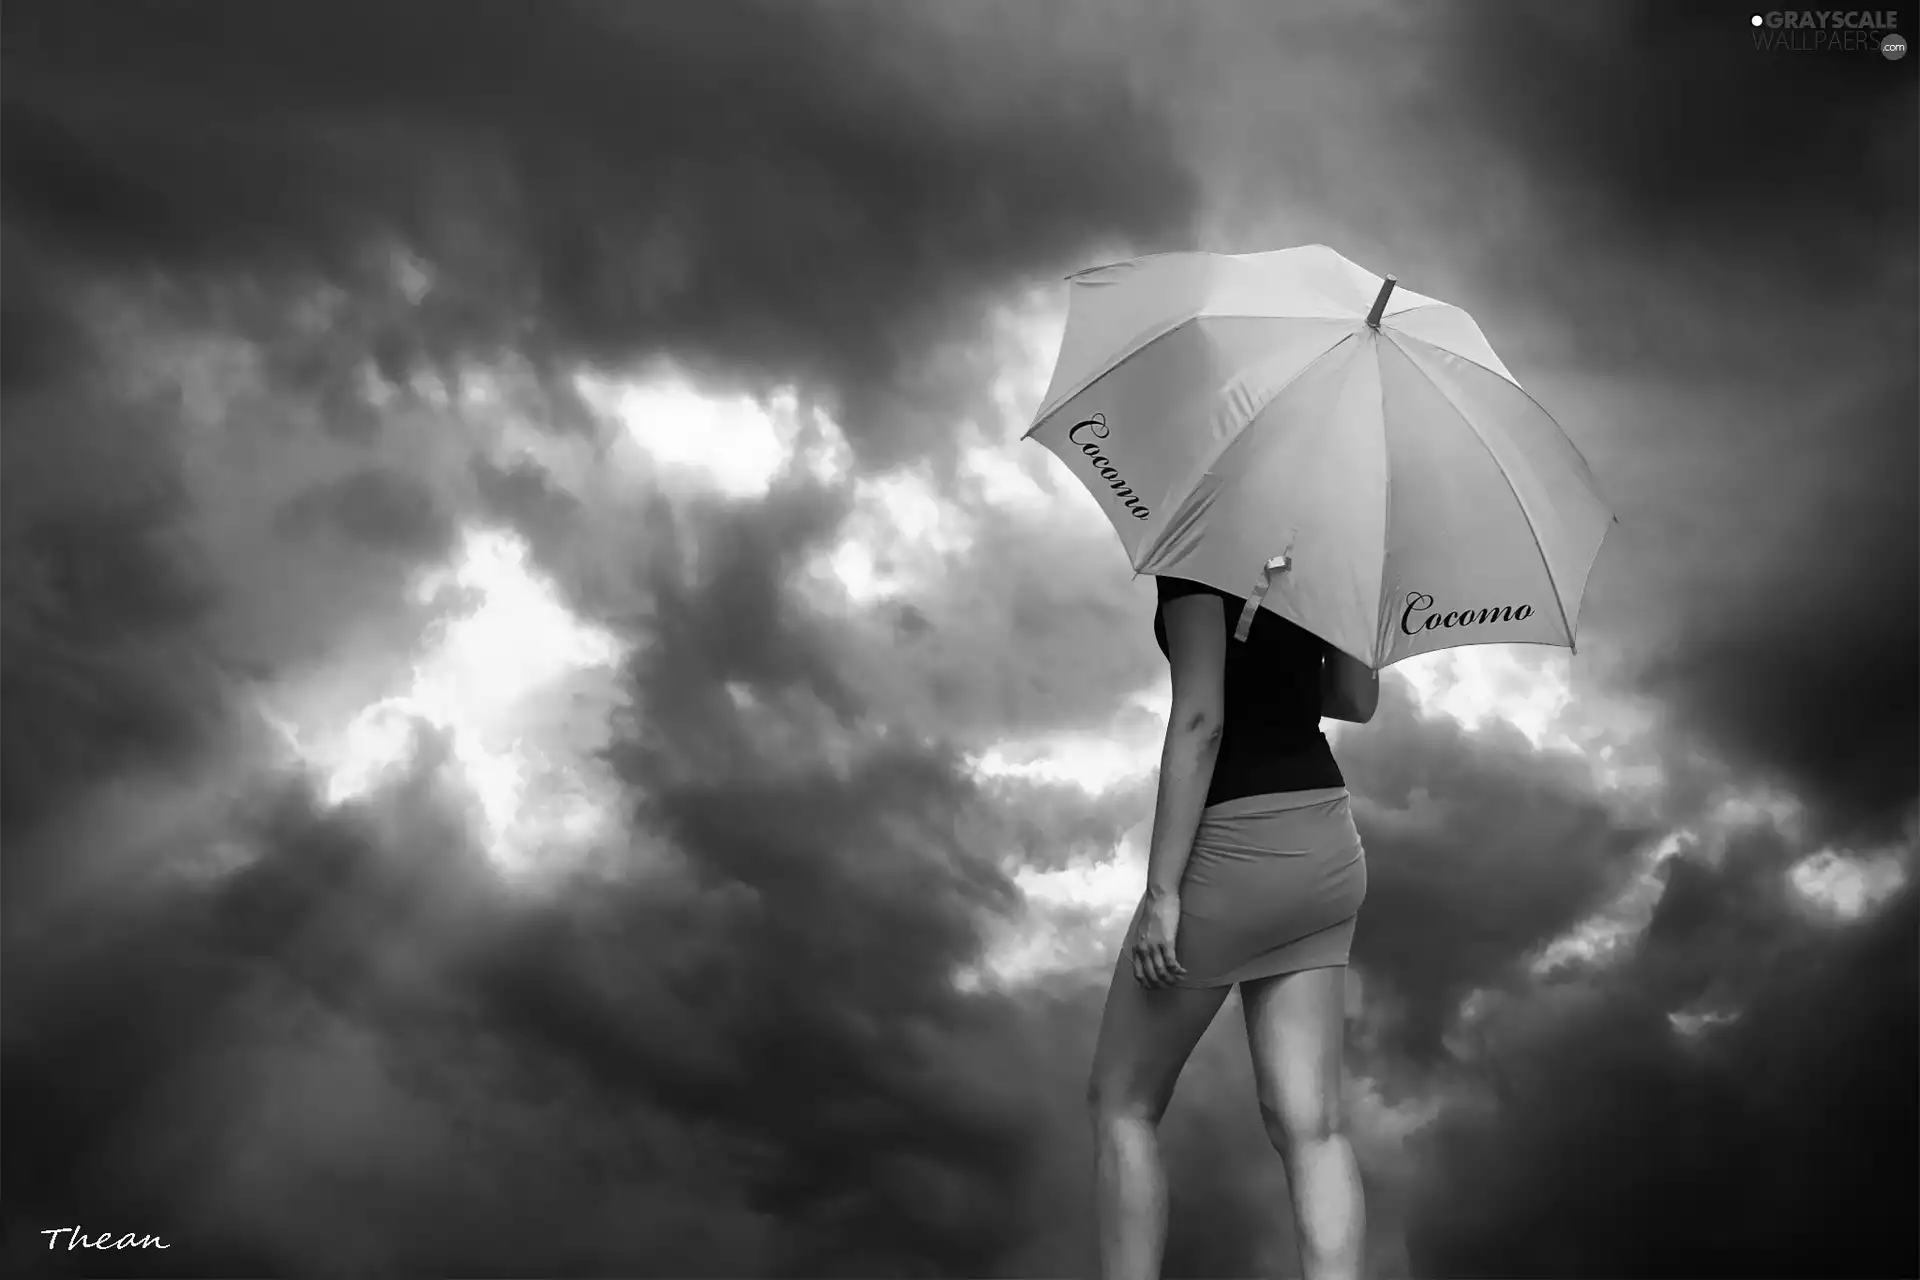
[[1366, 275, 1398, 328]]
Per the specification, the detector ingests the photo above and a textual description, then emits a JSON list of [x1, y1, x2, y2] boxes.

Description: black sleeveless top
[[1153, 574, 1344, 806]]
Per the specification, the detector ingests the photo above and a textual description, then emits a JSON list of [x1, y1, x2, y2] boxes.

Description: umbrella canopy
[[1024, 244, 1616, 669]]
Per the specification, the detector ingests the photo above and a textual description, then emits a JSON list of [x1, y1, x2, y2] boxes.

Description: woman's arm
[[1320, 644, 1380, 724], [1144, 594, 1227, 902]]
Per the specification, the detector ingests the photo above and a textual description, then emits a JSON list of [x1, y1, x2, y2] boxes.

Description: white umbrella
[[1024, 244, 1616, 668]]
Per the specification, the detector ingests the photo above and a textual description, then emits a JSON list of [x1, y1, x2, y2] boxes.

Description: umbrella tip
[[1366, 275, 1398, 329]]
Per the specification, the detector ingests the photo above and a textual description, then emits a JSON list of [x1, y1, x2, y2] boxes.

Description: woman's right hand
[[1132, 891, 1187, 990]]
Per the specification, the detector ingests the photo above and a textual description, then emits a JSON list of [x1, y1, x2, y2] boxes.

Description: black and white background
[[3, 1, 1915, 1276]]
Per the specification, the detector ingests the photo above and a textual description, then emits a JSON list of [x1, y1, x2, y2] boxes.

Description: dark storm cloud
[[0, 226, 97, 394], [3, 769, 780, 1277], [823, 487, 1168, 748], [509, 476, 1371, 1273], [2, 500, 1047, 1274], [1434, 0, 1913, 288], [0, 3, 1212, 1260], [275, 467, 457, 557], [0, 371, 232, 846], [1, 0, 1200, 466], [0, 486, 1282, 1277], [983, 773, 1157, 875], [0, 0, 1213, 1243], [470, 456, 583, 568], [1637, 524, 1920, 849], [1408, 853, 1918, 1277], [1339, 682, 1661, 1061], [1409, 0, 1920, 840], [616, 479, 868, 768]]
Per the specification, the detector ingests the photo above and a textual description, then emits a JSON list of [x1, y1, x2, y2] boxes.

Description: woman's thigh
[[1238, 965, 1350, 1142], [1088, 944, 1232, 1121]]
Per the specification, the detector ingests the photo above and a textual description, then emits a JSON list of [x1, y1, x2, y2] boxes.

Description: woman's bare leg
[[1087, 947, 1232, 1280], [1240, 966, 1364, 1280]]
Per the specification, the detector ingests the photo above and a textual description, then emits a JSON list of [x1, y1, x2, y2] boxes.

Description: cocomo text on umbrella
[[1068, 414, 1152, 519], [1400, 591, 1533, 634]]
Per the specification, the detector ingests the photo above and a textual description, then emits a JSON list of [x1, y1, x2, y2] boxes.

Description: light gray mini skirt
[[1123, 786, 1367, 988]]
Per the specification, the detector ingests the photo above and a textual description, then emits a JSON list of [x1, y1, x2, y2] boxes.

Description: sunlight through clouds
[[546, 359, 1002, 612], [1668, 1004, 1741, 1038], [1394, 647, 1577, 751], [957, 441, 1055, 511], [582, 373, 788, 498], [1519, 792, 1913, 1019], [572, 362, 853, 499], [1528, 829, 1689, 979], [1788, 846, 1911, 921], [1392, 647, 1668, 804], [1712, 787, 1804, 844], [964, 823, 1149, 990], [986, 286, 1066, 437], [965, 723, 1160, 795], [1522, 785, 1843, 990], [804, 466, 977, 605], [261, 526, 629, 878]]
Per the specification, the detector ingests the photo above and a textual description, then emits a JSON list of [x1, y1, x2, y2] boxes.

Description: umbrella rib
[[1386, 336, 1577, 648], [1384, 300, 1445, 315], [1027, 314, 1204, 435], [1372, 337, 1393, 669]]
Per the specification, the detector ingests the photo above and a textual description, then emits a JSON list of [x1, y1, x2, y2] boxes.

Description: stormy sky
[[3, 1, 1914, 1277]]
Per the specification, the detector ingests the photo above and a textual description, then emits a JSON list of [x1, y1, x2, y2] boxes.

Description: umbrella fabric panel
[[1136, 335, 1390, 666], [1025, 317, 1351, 564], [1158, 315, 1366, 517], [1035, 255, 1224, 424], [1032, 246, 1405, 425], [1132, 316, 1360, 553], [1375, 337, 1570, 664], [1372, 301, 1522, 387], [1390, 333, 1613, 635], [1027, 321, 1248, 554], [1236, 244, 1450, 328]]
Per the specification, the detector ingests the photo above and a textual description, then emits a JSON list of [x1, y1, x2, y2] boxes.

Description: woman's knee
[[1258, 1095, 1342, 1151], [1087, 1071, 1165, 1126]]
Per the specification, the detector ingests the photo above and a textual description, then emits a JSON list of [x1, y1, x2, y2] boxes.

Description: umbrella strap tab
[[1233, 546, 1293, 643], [1233, 596, 1262, 642]]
